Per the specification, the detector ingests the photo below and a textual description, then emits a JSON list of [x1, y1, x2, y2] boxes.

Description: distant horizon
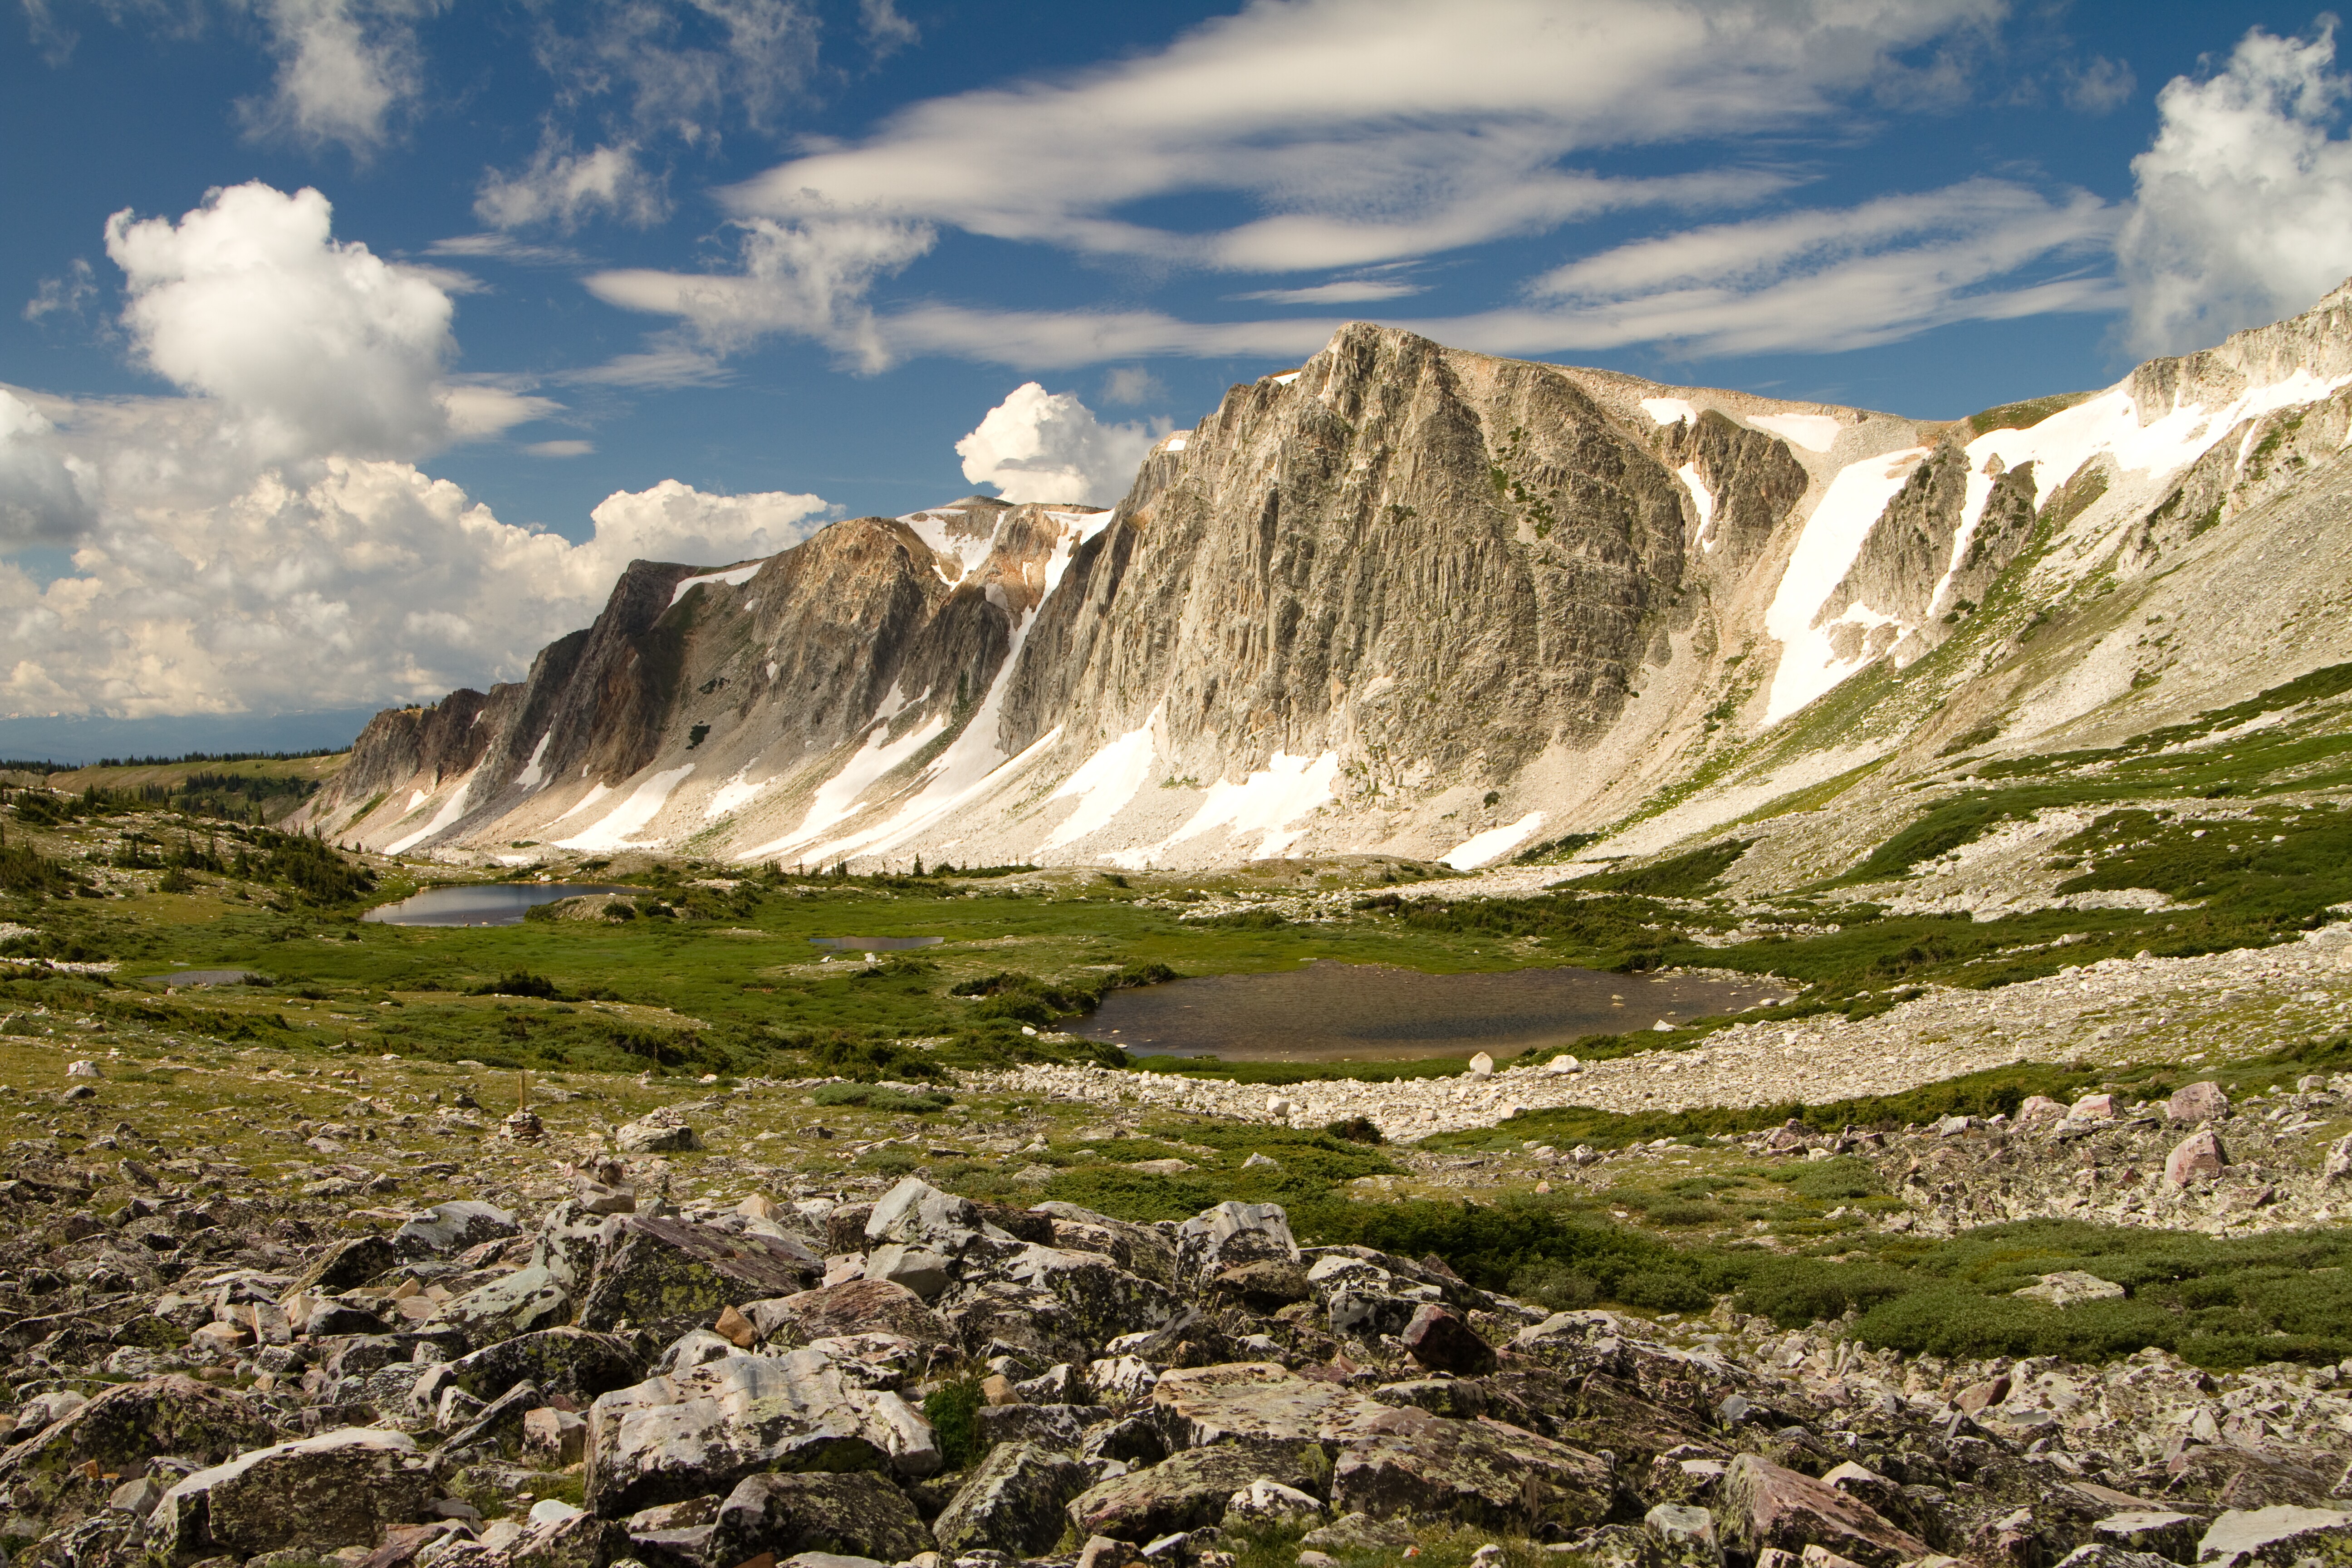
[[0, 707, 379, 768]]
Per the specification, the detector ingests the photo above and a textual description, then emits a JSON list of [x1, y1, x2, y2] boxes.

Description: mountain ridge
[[297, 286, 2352, 881]]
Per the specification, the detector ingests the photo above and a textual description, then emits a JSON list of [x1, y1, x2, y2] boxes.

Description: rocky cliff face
[[302, 284, 2352, 874]]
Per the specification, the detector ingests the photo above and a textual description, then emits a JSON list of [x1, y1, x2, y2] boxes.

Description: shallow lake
[[809, 936, 945, 951], [1071, 960, 1785, 1062], [362, 884, 631, 927]]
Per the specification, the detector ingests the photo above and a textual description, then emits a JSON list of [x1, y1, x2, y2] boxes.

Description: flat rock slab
[[152, 1426, 434, 1557], [0, 1374, 273, 1518], [1151, 1362, 1388, 1448], [2198, 1506, 2352, 1567], [584, 1347, 939, 1517]]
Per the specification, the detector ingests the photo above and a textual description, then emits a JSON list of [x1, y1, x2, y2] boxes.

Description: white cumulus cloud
[[105, 181, 464, 463], [0, 460, 833, 720], [956, 384, 1158, 507], [2117, 22, 2352, 356]]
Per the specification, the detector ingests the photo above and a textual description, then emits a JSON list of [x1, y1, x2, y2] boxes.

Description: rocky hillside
[[10, 1116, 2352, 1568], [300, 284, 2352, 878]]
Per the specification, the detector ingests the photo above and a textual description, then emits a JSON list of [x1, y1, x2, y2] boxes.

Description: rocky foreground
[[3, 1144, 2352, 1568]]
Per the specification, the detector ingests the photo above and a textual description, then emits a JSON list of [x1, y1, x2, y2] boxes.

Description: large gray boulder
[[867, 1176, 986, 1254], [1033, 1202, 1182, 1287], [703, 1469, 935, 1567], [1067, 1441, 1327, 1541], [1151, 1362, 1386, 1448], [431, 1263, 569, 1345], [575, 1214, 822, 1339], [583, 1346, 939, 1517], [931, 1441, 1094, 1556], [446, 1326, 645, 1406], [1719, 1453, 1929, 1568], [749, 1278, 958, 1351], [0, 1374, 272, 1521], [148, 1426, 435, 1557], [396, 1200, 519, 1255], [1176, 1201, 1299, 1281], [2198, 1507, 2352, 1568], [1328, 1406, 1613, 1531]]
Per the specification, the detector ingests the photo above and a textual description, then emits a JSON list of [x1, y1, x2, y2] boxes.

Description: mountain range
[[298, 285, 2352, 878]]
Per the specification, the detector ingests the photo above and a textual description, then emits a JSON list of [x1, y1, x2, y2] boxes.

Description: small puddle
[[1072, 960, 1784, 1062], [809, 936, 945, 951], [362, 884, 632, 927]]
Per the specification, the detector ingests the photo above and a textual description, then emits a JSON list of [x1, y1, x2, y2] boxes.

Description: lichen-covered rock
[[0, 1374, 272, 1520], [931, 1441, 1093, 1555], [2197, 1506, 2352, 1568], [447, 1326, 645, 1405], [583, 1347, 939, 1517], [703, 1467, 936, 1566], [866, 1176, 985, 1254], [396, 1200, 519, 1255], [1718, 1453, 1929, 1568], [1401, 1304, 1497, 1375], [1151, 1361, 1385, 1448], [1328, 1406, 1613, 1530], [1066, 1440, 1327, 1541], [993, 1244, 1188, 1348], [433, 1263, 569, 1345], [749, 1278, 958, 1350], [149, 1426, 435, 1557], [576, 1214, 823, 1339], [1032, 1202, 1182, 1288], [1176, 1201, 1299, 1281]]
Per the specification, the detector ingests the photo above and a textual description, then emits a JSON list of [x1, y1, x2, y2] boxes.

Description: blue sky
[[3, 0, 2349, 757]]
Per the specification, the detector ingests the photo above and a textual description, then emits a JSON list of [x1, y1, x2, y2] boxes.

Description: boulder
[[999, 1245, 1190, 1348], [500, 1510, 633, 1568], [1032, 1202, 1182, 1287], [749, 1278, 957, 1351], [1067, 1441, 1327, 1541], [978, 1401, 1089, 1453], [0, 1373, 272, 1517], [2167, 1082, 2231, 1123], [932, 1441, 1094, 1555], [447, 1327, 645, 1406], [1210, 1259, 1312, 1310], [576, 1214, 822, 1339], [584, 1347, 939, 1517], [433, 1264, 569, 1345], [1719, 1453, 1928, 1568], [2013, 1271, 2127, 1308], [704, 1468, 935, 1567], [864, 1243, 954, 1301], [1151, 1362, 1386, 1449], [1327, 1406, 1613, 1530], [524, 1406, 590, 1467], [289, 1233, 400, 1294], [2166, 1131, 2229, 1187], [150, 1426, 435, 1556], [866, 1177, 985, 1253], [1647, 1502, 1723, 1564], [533, 1198, 610, 1291], [2197, 1507, 2352, 1568], [1176, 1202, 1299, 1280], [396, 1200, 519, 1256], [1401, 1305, 1497, 1375], [2091, 1511, 2200, 1561], [617, 1116, 699, 1154], [1227, 1478, 1326, 1526]]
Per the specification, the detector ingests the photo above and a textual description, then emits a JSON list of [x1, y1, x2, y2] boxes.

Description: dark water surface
[[362, 884, 632, 927], [1073, 961, 1785, 1062]]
